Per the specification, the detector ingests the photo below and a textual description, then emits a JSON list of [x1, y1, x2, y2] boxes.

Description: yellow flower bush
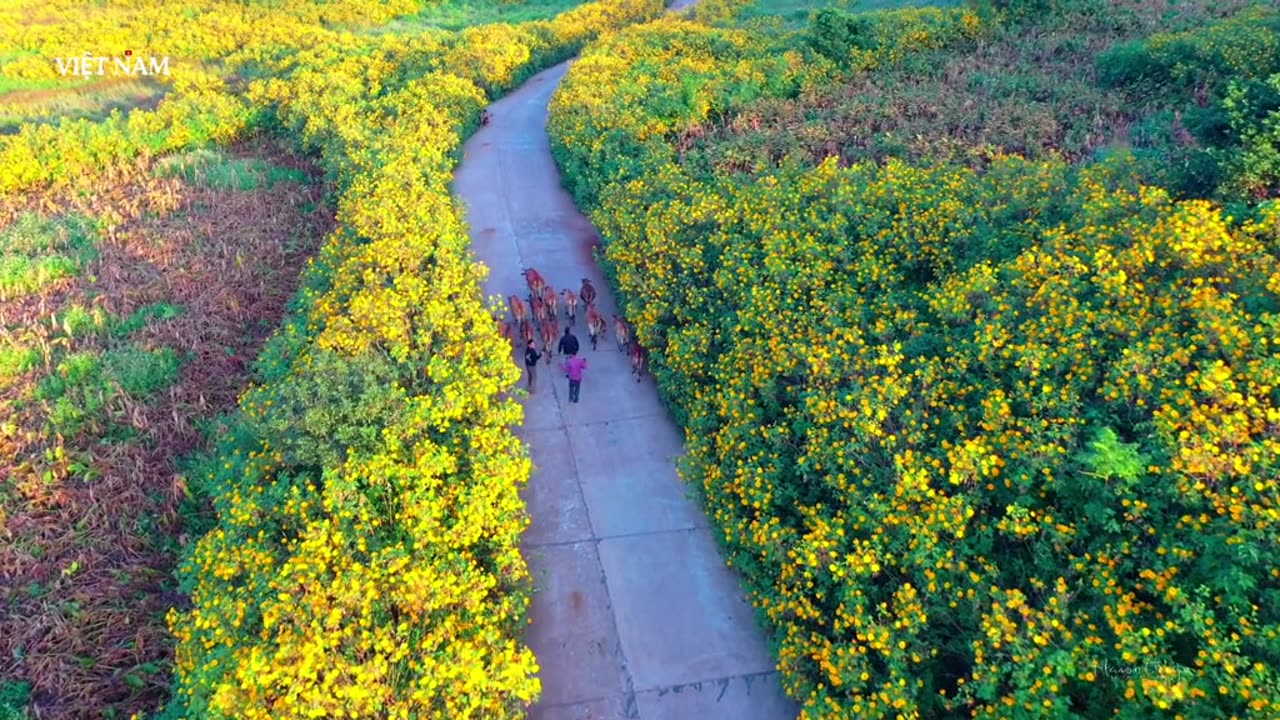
[[0, 0, 419, 80], [0, 0, 667, 197], [0, 0, 432, 195], [134, 1, 668, 718], [549, 14, 1280, 720]]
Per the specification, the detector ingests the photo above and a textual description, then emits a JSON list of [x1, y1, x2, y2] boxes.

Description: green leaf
[[1079, 427, 1145, 483]]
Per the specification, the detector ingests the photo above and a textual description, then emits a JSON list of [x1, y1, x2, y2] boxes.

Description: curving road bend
[[451, 6, 799, 720]]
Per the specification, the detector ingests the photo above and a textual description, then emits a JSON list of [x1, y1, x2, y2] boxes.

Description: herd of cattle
[[496, 267, 646, 381]]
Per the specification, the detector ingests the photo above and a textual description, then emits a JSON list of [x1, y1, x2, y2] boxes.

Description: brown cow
[[523, 268, 547, 298], [580, 278, 596, 308], [498, 316, 514, 345], [530, 293, 547, 323], [509, 294, 528, 325], [586, 306, 606, 351], [519, 319, 535, 347], [540, 318, 558, 365], [542, 285, 558, 322], [629, 343, 645, 382], [561, 288, 578, 325], [612, 314, 630, 352]]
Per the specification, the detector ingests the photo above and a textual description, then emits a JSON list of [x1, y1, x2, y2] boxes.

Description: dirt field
[[0, 136, 333, 719]]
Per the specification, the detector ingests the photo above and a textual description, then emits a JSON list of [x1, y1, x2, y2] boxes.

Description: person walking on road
[[558, 326, 579, 364], [524, 339, 541, 391], [562, 353, 587, 403]]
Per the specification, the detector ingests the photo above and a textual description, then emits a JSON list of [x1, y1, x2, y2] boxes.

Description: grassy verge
[[740, 0, 959, 28], [375, 0, 592, 32]]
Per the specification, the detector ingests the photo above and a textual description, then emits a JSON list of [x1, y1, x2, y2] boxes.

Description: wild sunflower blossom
[[549, 14, 1280, 719]]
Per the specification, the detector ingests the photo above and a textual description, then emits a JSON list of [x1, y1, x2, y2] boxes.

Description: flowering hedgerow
[[160, 1, 665, 718], [549, 13, 1280, 719]]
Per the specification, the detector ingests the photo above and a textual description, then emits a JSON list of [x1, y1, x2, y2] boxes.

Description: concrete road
[[451, 14, 799, 720]]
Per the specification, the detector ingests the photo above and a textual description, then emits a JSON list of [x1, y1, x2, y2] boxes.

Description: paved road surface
[[451, 8, 799, 720]]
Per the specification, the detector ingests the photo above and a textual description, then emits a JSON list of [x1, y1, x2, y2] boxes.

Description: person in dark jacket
[[524, 339, 541, 391], [557, 326, 580, 359]]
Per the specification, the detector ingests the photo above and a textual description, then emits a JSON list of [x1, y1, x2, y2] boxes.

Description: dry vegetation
[[0, 137, 331, 719], [685, 0, 1259, 174], [0, 78, 168, 134]]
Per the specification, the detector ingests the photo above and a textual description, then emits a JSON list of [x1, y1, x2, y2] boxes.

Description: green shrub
[[105, 345, 182, 397], [0, 680, 30, 720], [965, 0, 1059, 23], [805, 6, 983, 70], [806, 8, 875, 60], [1095, 39, 1169, 88], [1220, 73, 1280, 199], [0, 343, 38, 383], [242, 348, 406, 471], [1096, 6, 1280, 93]]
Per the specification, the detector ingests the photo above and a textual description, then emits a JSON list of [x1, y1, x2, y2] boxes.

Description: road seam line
[[523, 524, 713, 550]]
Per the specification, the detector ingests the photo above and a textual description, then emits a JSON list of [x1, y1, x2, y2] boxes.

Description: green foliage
[[1095, 39, 1168, 89], [805, 5, 982, 69], [384, 0, 587, 31], [0, 680, 30, 720], [1096, 6, 1280, 93], [739, 0, 961, 30], [34, 345, 181, 436], [0, 212, 99, 299], [110, 302, 185, 338], [1077, 427, 1145, 484], [154, 148, 310, 189], [107, 345, 182, 397], [1220, 73, 1280, 199], [806, 8, 873, 60], [0, 301, 181, 392], [964, 0, 1058, 24], [242, 348, 407, 470], [688, 0, 755, 25], [57, 303, 110, 337], [0, 343, 39, 382]]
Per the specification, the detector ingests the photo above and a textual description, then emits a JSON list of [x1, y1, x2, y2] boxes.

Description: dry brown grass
[[0, 136, 333, 719], [684, 0, 1259, 174], [0, 78, 169, 134]]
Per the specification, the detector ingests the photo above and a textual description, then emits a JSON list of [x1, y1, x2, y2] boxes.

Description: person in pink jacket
[[561, 353, 587, 403]]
